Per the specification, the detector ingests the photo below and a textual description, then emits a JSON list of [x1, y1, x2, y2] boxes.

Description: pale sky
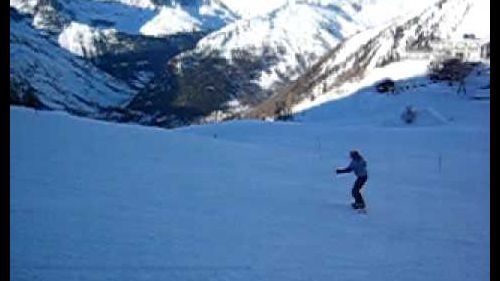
[[221, 0, 288, 18], [221, 0, 439, 23]]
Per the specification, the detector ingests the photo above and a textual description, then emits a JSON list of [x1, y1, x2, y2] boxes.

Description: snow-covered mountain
[[178, 2, 363, 89], [172, 0, 439, 90], [10, 1, 209, 126], [10, 9, 134, 117], [10, 0, 490, 128], [10, 0, 236, 60], [10, 0, 438, 57], [245, 0, 490, 118], [152, 1, 368, 122], [162, 0, 488, 121], [10, 0, 237, 35], [135, 0, 239, 37]]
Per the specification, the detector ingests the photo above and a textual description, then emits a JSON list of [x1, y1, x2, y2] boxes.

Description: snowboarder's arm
[[336, 166, 352, 174]]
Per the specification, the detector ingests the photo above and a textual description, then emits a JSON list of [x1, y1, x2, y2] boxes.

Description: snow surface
[[11, 66, 489, 280], [293, 59, 432, 112]]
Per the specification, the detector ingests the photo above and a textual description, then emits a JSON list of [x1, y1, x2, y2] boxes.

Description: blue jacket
[[337, 158, 368, 178]]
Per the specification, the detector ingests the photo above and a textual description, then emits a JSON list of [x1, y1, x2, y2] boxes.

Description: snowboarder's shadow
[[324, 201, 368, 214], [324, 200, 352, 210]]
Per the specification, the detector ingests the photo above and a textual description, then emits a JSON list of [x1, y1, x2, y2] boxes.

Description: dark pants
[[351, 176, 368, 207]]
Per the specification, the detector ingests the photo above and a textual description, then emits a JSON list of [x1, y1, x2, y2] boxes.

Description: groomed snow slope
[[11, 70, 489, 280]]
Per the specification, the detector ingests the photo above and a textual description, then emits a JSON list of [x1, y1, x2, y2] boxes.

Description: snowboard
[[356, 208, 368, 214], [351, 203, 367, 214]]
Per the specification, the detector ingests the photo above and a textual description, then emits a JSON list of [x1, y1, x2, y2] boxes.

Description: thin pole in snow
[[316, 137, 322, 160], [438, 154, 442, 173]]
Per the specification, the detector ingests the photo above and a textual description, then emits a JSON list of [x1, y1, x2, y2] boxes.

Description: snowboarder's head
[[350, 150, 361, 160]]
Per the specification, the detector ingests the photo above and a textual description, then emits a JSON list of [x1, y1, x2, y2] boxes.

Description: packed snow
[[11, 64, 489, 280]]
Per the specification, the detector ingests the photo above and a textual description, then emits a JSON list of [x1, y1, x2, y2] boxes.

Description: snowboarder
[[336, 150, 368, 210]]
